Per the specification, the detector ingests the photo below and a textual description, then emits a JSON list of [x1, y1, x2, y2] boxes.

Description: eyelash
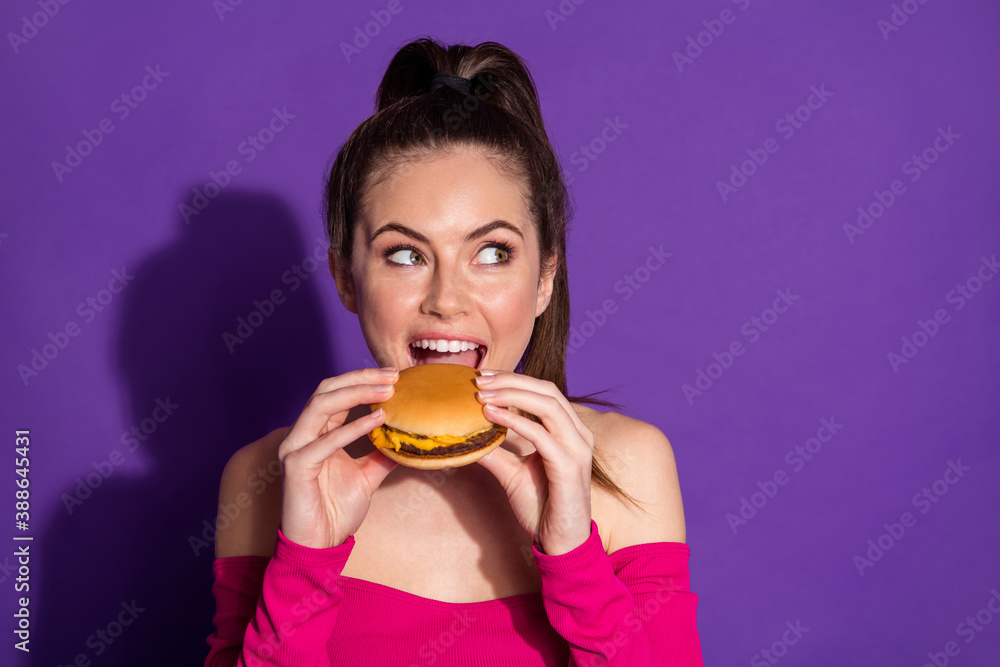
[[381, 241, 516, 265]]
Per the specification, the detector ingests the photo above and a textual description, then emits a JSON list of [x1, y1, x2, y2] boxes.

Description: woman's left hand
[[473, 370, 595, 556]]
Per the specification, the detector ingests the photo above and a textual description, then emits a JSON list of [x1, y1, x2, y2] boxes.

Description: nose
[[421, 260, 471, 318]]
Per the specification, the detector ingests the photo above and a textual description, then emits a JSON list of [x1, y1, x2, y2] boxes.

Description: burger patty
[[389, 425, 504, 457]]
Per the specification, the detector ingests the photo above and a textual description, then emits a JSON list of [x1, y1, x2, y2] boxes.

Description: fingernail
[[478, 369, 497, 376], [379, 367, 398, 376], [475, 374, 494, 385], [477, 389, 497, 399], [484, 402, 499, 411], [375, 384, 394, 392], [370, 408, 384, 418]]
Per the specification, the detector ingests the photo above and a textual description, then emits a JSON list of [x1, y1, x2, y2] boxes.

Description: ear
[[329, 248, 358, 314], [535, 253, 557, 318]]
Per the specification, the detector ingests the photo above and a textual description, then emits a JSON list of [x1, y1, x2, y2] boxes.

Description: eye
[[477, 244, 512, 265], [386, 247, 424, 265]]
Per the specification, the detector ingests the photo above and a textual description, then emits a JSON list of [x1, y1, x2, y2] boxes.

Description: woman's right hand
[[276, 367, 400, 549]]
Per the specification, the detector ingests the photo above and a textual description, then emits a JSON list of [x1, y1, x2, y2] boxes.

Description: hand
[[277, 367, 400, 549], [473, 370, 595, 556]]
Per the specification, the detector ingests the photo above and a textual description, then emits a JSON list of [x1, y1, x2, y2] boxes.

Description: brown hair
[[322, 37, 645, 513]]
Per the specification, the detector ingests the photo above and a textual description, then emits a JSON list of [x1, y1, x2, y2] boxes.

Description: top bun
[[372, 364, 490, 436]]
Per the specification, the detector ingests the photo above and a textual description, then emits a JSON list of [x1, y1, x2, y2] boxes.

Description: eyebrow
[[370, 220, 525, 244]]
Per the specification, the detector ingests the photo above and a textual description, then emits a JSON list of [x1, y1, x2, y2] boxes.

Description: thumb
[[358, 449, 399, 491], [475, 446, 522, 490]]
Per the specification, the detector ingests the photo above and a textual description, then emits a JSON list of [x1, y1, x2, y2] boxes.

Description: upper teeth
[[411, 339, 480, 353]]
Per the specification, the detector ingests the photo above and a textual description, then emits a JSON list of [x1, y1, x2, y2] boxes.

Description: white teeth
[[410, 339, 481, 354]]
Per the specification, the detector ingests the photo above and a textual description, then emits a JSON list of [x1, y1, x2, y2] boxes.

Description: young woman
[[205, 38, 705, 666]]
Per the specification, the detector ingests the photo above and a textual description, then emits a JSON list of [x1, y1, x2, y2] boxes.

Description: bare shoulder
[[214, 425, 290, 559], [572, 404, 687, 552]]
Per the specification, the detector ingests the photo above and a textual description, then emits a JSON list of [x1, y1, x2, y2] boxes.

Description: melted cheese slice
[[370, 426, 492, 452]]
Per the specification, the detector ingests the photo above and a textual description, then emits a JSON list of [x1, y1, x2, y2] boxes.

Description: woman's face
[[334, 145, 555, 372]]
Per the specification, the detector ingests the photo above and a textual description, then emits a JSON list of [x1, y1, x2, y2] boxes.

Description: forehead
[[360, 147, 533, 239]]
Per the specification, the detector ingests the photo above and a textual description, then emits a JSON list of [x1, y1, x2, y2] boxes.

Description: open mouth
[[408, 338, 486, 369]]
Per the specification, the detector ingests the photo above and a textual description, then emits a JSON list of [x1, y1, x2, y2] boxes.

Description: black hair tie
[[429, 72, 472, 96]]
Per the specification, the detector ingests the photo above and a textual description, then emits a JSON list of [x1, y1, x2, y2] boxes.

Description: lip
[[407, 331, 488, 369]]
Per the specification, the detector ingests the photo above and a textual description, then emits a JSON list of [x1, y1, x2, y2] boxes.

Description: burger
[[368, 363, 507, 469]]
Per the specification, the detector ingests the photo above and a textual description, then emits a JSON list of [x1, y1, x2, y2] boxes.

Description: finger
[[478, 372, 591, 442], [310, 366, 399, 399], [474, 444, 523, 490], [480, 388, 590, 456], [283, 383, 395, 456], [476, 446, 549, 505], [356, 448, 399, 492], [282, 408, 386, 471], [482, 404, 588, 480]]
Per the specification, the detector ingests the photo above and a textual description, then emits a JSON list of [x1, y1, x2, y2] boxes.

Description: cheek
[[357, 275, 420, 321], [473, 275, 540, 325]]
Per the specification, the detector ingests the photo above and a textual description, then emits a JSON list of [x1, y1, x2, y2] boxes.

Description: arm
[[532, 519, 704, 666], [205, 528, 355, 667], [236, 526, 355, 665], [206, 427, 358, 666], [205, 555, 268, 666]]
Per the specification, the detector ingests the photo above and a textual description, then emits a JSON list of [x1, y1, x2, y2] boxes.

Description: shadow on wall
[[35, 190, 342, 666]]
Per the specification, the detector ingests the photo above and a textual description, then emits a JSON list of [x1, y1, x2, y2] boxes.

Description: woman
[[205, 38, 704, 666]]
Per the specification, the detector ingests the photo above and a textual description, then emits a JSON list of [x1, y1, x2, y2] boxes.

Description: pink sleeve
[[205, 526, 355, 666], [532, 519, 705, 666], [205, 554, 268, 666]]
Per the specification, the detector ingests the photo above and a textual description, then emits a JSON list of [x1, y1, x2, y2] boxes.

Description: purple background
[[2, 0, 999, 665]]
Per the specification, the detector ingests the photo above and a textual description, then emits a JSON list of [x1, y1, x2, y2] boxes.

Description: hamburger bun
[[368, 364, 507, 469]]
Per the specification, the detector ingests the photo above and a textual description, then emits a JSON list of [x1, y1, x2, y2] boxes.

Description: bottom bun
[[376, 429, 507, 470]]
